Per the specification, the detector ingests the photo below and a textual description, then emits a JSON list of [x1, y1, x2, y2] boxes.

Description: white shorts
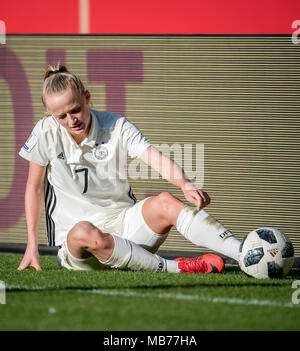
[[57, 197, 167, 270]]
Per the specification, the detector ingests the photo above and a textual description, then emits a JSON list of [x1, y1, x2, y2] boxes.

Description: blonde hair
[[42, 64, 86, 107]]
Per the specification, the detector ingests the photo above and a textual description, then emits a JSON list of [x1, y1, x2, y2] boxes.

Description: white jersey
[[19, 110, 151, 246]]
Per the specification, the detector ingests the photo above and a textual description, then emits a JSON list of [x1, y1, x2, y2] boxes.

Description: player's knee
[[68, 221, 102, 247], [88, 233, 112, 252], [157, 192, 179, 217]]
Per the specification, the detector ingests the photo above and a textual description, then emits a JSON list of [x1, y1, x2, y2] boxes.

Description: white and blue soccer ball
[[238, 227, 294, 279]]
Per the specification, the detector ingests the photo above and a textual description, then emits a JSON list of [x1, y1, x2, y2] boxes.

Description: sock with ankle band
[[176, 205, 241, 261], [99, 233, 180, 273]]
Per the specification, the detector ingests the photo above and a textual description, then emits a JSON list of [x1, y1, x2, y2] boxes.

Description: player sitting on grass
[[18, 64, 241, 274]]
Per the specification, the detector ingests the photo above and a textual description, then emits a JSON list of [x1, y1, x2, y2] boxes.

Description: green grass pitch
[[0, 253, 300, 331]]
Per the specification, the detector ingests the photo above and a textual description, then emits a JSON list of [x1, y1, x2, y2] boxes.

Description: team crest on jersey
[[93, 144, 108, 160]]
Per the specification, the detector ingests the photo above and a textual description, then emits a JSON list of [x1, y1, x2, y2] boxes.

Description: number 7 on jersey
[[75, 168, 89, 194]]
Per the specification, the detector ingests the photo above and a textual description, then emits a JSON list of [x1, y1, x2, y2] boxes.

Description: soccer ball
[[238, 227, 294, 279]]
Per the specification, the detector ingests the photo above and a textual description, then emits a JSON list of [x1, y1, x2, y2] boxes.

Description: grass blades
[[0, 253, 300, 331]]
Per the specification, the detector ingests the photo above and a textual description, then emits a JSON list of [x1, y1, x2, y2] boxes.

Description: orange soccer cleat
[[175, 254, 224, 273]]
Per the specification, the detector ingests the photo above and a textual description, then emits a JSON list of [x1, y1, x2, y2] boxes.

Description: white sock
[[100, 234, 180, 273], [176, 206, 241, 261]]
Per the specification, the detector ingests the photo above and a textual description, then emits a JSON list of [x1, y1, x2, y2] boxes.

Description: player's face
[[45, 88, 91, 143]]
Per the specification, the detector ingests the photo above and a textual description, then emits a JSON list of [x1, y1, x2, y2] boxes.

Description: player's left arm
[[139, 145, 210, 211]]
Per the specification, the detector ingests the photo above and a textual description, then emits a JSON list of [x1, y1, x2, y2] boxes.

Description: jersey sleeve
[[18, 120, 50, 166], [120, 117, 152, 158]]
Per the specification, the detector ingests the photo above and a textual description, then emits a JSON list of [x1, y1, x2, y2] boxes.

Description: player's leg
[[64, 220, 218, 273], [57, 222, 111, 271], [65, 221, 177, 272], [141, 192, 185, 235], [141, 192, 241, 261], [67, 221, 114, 262], [121, 196, 224, 273], [122, 196, 182, 253]]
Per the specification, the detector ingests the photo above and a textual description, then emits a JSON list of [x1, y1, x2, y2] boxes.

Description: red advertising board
[[1, 0, 299, 34]]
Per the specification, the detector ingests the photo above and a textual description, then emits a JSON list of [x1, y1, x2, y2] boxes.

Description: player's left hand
[[182, 187, 211, 211]]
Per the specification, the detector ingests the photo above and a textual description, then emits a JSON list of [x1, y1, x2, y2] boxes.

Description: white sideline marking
[[6, 285, 296, 308], [88, 289, 296, 308]]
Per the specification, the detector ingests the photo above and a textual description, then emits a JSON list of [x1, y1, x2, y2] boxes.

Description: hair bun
[[44, 64, 69, 80]]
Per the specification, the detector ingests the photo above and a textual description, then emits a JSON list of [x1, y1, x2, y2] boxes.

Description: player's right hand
[[18, 249, 42, 271]]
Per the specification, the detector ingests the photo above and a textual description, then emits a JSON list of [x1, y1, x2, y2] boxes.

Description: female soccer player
[[18, 65, 241, 274]]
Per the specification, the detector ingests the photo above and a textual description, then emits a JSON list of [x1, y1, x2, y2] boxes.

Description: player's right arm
[[18, 162, 46, 271]]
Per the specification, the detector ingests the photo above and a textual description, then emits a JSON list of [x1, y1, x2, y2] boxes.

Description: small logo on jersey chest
[[93, 145, 108, 160], [57, 152, 65, 160]]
